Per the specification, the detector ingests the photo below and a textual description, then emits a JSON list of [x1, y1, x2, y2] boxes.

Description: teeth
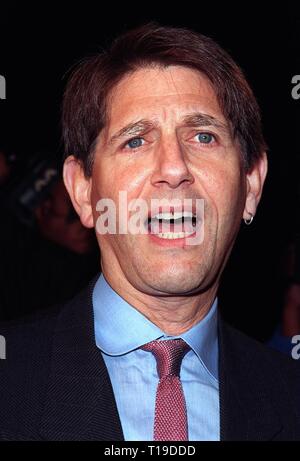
[[156, 231, 194, 239], [152, 211, 195, 220]]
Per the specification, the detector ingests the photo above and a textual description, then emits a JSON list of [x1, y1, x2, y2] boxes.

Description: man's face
[[88, 66, 249, 295]]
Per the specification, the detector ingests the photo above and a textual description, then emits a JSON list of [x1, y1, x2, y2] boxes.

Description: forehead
[[107, 65, 225, 125]]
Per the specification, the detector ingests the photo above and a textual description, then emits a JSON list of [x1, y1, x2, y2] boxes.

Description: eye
[[195, 132, 215, 144], [126, 137, 144, 149]]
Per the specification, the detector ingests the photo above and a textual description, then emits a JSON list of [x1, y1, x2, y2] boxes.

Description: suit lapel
[[40, 280, 124, 441], [39, 280, 284, 441], [218, 318, 283, 440]]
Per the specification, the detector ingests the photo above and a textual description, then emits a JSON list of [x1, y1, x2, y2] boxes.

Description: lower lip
[[147, 231, 197, 247]]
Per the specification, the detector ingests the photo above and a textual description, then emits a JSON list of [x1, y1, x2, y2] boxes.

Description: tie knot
[[142, 339, 190, 379]]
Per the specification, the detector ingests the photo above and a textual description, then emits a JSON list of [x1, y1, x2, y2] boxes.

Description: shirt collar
[[93, 273, 219, 380]]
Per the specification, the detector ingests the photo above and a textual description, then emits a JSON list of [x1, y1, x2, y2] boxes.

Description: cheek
[[90, 165, 119, 206], [90, 164, 149, 233], [198, 161, 245, 220], [93, 155, 150, 199]]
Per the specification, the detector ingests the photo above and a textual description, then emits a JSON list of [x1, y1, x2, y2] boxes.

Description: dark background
[[0, 4, 299, 340]]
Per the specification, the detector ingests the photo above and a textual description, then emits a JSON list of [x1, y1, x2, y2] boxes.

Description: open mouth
[[146, 210, 198, 240]]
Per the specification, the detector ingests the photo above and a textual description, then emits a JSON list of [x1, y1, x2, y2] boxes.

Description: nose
[[151, 139, 194, 189]]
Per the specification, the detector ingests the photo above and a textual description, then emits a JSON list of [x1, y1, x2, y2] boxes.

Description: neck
[[102, 270, 218, 336]]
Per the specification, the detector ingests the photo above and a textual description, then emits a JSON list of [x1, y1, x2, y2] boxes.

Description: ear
[[243, 152, 268, 221], [63, 156, 94, 228]]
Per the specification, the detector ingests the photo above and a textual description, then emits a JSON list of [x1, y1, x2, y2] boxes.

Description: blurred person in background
[[0, 144, 18, 187], [0, 149, 11, 185], [0, 151, 98, 320], [267, 156, 300, 354], [268, 235, 300, 354], [35, 178, 95, 255]]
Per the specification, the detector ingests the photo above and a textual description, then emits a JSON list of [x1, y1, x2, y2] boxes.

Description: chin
[[141, 265, 207, 295]]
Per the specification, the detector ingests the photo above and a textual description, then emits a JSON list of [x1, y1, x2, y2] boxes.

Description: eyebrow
[[181, 113, 229, 133], [108, 120, 157, 145], [108, 112, 230, 145]]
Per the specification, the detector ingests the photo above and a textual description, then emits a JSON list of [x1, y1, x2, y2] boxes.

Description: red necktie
[[142, 339, 190, 441]]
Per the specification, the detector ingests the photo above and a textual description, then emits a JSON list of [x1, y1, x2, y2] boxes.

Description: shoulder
[[0, 275, 96, 353], [0, 306, 59, 439], [221, 320, 300, 370], [220, 320, 300, 414], [0, 279, 95, 440]]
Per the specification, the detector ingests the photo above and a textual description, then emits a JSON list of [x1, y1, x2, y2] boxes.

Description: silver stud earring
[[244, 213, 254, 225]]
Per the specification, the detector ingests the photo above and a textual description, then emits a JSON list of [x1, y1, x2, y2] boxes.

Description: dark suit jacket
[[0, 278, 300, 441]]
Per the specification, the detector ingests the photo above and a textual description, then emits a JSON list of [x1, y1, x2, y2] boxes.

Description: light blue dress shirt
[[93, 274, 220, 441]]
